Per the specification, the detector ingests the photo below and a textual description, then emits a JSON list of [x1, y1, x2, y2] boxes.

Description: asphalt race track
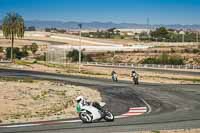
[[0, 68, 200, 133]]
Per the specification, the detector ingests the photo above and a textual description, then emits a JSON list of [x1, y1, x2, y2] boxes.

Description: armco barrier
[[83, 62, 200, 70]]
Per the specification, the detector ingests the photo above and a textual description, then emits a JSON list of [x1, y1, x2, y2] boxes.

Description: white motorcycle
[[112, 73, 118, 82], [77, 102, 114, 123], [132, 73, 139, 85]]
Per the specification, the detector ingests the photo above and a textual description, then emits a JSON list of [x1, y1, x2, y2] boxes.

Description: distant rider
[[111, 70, 118, 82], [131, 70, 137, 77], [131, 69, 139, 84]]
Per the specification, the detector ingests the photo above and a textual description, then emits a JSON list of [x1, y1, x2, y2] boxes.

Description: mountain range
[[1, 20, 200, 30]]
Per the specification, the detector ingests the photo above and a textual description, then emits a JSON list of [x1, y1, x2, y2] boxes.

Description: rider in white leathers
[[76, 96, 102, 112], [131, 69, 139, 84]]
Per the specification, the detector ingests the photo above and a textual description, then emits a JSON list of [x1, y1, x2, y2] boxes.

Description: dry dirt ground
[[1, 31, 199, 65], [1, 31, 198, 46], [0, 38, 50, 48], [0, 80, 102, 124]]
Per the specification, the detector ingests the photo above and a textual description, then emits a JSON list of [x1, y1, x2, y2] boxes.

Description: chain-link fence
[[46, 45, 69, 65]]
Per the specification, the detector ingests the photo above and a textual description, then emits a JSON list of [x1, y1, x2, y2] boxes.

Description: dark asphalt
[[22, 39, 68, 45], [0, 68, 200, 133]]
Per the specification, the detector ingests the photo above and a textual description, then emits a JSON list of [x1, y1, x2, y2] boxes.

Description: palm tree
[[2, 12, 25, 62]]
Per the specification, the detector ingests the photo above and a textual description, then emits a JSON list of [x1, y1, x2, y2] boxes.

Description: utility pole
[[78, 24, 82, 73], [180, 31, 185, 43], [146, 17, 151, 40], [182, 34, 185, 43], [196, 31, 199, 43]]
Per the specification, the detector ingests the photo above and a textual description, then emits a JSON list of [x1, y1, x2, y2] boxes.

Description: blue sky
[[0, 0, 200, 24]]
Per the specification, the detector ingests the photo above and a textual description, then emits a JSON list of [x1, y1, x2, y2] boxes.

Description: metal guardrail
[[1, 60, 199, 70], [83, 62, 200, 70]]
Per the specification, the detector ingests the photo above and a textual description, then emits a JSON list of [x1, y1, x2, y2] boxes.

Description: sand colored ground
[[0, 38, 50, 48], [0, 80, 102, 124]]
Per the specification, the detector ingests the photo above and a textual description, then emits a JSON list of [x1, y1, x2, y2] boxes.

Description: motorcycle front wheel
[[79, 112, 93, 123]]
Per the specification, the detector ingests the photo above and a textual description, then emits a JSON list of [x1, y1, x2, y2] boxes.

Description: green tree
[[0, 47, 4, 53], [151, 27, 169, 41], [22, 45, 29, 52], [30, 43, 38, 54], [26, 26, 36, 31], [2, 12, 25, 62], [67, 49, 93, 62], [6, 47, 28, 59], [67, 49, 83, 62]]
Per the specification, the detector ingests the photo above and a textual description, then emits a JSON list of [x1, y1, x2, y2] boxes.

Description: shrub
[[30, 43, 38, 54], [142, 58, 159, 64], [22, 45, 29, 51], [35, 54, 46, 61], [192, 49, 200, 54], [67, 49, 82, 62], [67, 49, 93, 62], [168, 55, 184, 65], [171, 48, 176, 53], [6, 47, 28, 59], [184, 48, 191, 53], [33, 60, 37, 64], [142, 53, 184, 65], [0, 47, 4, 52], [83, 54, 93, 62]]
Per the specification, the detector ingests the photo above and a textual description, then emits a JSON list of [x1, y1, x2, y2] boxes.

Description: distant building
[[114, 28, 151, 36], [179, 31, 185, 35]]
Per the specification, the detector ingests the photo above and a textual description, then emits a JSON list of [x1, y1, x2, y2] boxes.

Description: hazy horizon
[[1, 0, 200, 25]]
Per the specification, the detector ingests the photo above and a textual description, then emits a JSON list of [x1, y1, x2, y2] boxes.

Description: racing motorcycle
[[132, 73, 139, 85], [112, 73, 118, 82], [77, 102, 114, 123]]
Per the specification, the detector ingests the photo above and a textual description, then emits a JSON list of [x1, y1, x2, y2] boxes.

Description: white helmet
[[76, 96, 84, 103]]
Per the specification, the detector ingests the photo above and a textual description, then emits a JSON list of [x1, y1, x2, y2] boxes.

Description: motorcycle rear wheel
[[104, 111, 114, 122]]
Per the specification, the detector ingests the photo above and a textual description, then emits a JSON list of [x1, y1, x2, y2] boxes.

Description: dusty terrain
[[1, 31, 199, 64], [0, 38, 50, 48], [93, 45, 200, 65], [0, 79, 102, 124], [1, 31, 198, 46]]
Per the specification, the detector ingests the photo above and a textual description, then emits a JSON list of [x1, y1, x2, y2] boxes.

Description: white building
[[114, 29, 151, 36]]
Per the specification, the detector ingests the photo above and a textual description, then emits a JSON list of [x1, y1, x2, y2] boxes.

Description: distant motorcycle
[[77, 102, 114, 123], [132, 73, 139, 85], [112, 73, 118, 82]]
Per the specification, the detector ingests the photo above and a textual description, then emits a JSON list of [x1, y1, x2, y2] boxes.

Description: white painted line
[[59, 120, 81, 123], [122, 113, 143, 116], [140, 98, 152, 114], [1, 123, 40, 128], [115, 115, 128, 119], [129, 107, 147, 110], [128, 110, 147, 113]]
